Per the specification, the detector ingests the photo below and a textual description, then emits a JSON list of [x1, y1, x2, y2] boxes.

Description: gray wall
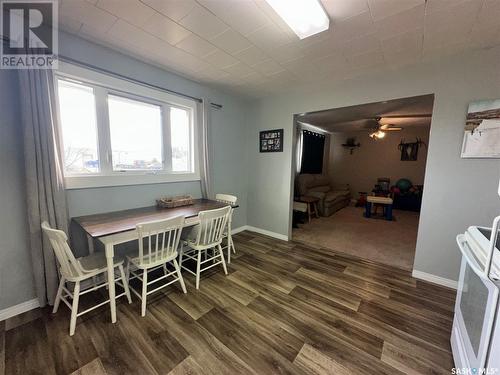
[[0, 32, 250, 310], [247, 46, 500, 282], [0, 70, 36, 309], [329, 126, 430, 196], [60, 32, 250, 230]]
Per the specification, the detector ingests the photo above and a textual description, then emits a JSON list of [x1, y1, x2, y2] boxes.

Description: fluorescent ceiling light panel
[[265, 0, 330, 39]]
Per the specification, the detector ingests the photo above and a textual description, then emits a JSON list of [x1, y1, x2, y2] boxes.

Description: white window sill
[[65, 172, 201, 190]]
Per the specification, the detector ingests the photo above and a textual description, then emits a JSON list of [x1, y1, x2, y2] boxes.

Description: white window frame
[[54, 62, 200, 189]]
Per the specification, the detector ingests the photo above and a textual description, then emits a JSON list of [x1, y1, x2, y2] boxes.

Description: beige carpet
[[292, 206, 419, 270]]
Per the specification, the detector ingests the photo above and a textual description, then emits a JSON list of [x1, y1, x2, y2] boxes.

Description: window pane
[[170, 107, 191, 172], [57, 80, 99, 174], [108, 95, 163, 171]]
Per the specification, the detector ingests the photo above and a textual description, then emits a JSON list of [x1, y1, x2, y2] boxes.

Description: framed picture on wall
[[260, 129, 283, 152], [461, 98, 500, 158]]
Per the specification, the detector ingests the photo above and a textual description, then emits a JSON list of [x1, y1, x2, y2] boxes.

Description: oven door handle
[[456, 234, 488, 279]]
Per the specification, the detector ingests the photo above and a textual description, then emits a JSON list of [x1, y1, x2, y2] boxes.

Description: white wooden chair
[[180, 206, 231, 289], [126, 215, 187, 316], [215, 193, 237, 263], [42, 222, 132, 336]]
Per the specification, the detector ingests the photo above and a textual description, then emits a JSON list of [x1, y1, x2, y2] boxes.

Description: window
[[57, 80, 99, 174], [54, 62, 199, 189], [170, 107, 191, 172], [108, 95, 163, 172]]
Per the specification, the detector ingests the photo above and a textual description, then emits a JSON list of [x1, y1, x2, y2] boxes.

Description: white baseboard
[[232, 225, 289, 241], [231, 225, 248, 235], [412, 270, 458, 289], [0, 298, 40, 321]]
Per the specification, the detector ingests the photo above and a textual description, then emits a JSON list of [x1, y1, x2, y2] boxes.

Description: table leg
[[313, 202, 319, 218], [365, 202, 372, 218], [87, 234, 95, 255], [307, 203, 312, 224], [105, 243, 117, 323], [386, 204, 393, 221]]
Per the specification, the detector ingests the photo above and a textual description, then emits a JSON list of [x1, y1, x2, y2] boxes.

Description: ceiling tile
[[58, 17, 83, 33], [175, 34, 217, 58], [252, 59, 285, 76], [96, 0, 155, 26], [381, 28, 423, 53], [424, 23, 472, 49], [204, 49, 239, 69], [139, 0, 196, 22], [425, 0, 473, 13], [300, 38, 343, 61], [422, 39, 470, 61], [60, 0, 117, 34], [367, 0, 424, 22], [210, 29, 252, 54], [384, 47, 422, 68], [476, 0, 500, 30], [107, 19, 161, 48], [58, 0, 499, 98], [331, 11, 376, 43], [346, 50, 385, 69], [246, 23, 295, 51], [425, 0, 482, 34], [281, 56, 315, 74], [239, 71, 267, 85], [179, 3, 229, 39], [470, 25, 500, 49], [340, 33, 380, 57], [254, 0, 297, 38], [198, 0, 270, 36], [223, 62, 255, 76], [321, 0, 369, 20], [375, 4, 424, 40], [234, 46, 270, 66], [266, 43, 306, 64], [142, 13, 191, 45]]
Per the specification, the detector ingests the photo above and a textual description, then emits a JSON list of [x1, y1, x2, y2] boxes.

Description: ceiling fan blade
[[379, 114, 431, 119], [385, 127, 403, 131]]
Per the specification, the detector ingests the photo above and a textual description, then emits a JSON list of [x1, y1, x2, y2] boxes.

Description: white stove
[[452, 216, 500, 373]]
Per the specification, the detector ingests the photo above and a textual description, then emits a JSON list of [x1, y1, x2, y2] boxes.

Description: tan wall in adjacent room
[[328, 126, 430, 198]]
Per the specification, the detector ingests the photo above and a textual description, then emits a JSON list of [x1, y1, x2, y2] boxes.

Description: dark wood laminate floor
[[2, 231, 456, 375]]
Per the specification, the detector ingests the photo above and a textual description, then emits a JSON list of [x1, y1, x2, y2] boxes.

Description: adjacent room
[[293, 95, 433, 270], [1, 0, 500, 374]]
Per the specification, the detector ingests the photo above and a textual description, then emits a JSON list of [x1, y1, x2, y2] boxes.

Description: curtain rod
[[58, 55, 223, 109], [0, 35, 223, 109]]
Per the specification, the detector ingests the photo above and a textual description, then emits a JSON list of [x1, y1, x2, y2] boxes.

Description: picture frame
[[461, 99, 500, 158], [260, 129, 283, 152]]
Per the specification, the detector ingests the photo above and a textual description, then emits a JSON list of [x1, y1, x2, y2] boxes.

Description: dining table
[[72, 198, 237, 324]]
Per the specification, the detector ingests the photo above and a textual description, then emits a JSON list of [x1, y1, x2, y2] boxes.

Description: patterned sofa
[[296, 174, 351, 217]]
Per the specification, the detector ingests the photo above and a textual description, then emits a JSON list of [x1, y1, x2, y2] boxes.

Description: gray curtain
[[200, 98, 214, 199], [19, 69, 68, 307]]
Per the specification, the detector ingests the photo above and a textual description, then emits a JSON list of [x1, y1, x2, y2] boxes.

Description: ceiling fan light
[[369, 130, 386, 139]]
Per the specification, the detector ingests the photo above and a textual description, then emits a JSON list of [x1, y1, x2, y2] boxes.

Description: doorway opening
[[291, 94, 434, 270]]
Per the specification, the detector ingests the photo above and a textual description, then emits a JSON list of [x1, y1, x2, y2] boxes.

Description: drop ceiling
[[57, 0, 500, 98], [298, 94, 434, 132]]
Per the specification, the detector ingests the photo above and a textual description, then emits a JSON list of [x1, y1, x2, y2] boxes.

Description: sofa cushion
[[309, 185, 330, 193], [324, 190, 350, 203], [307, 191, 326, 200]]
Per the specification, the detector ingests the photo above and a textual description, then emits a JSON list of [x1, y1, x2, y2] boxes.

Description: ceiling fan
[[367, 117, 402, 139]]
